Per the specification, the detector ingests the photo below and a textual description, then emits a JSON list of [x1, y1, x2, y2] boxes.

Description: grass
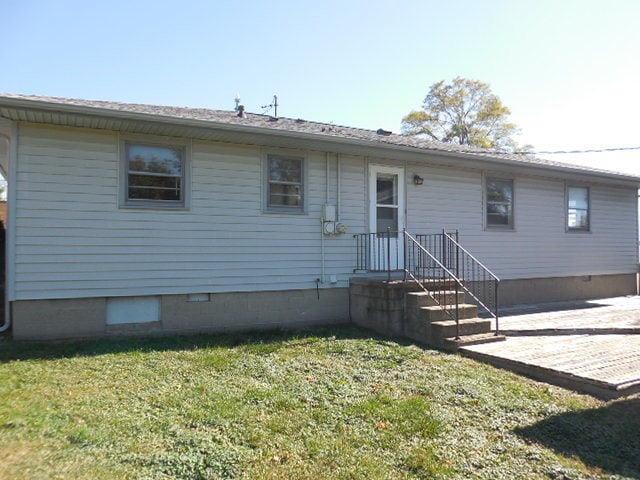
[[0, 326, 638, 479]]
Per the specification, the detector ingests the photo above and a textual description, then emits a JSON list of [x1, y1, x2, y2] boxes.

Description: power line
[[521, 146, 640, 155]]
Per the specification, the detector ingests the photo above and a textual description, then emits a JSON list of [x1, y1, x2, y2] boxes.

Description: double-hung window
[[123, 141, 187, 208], [266, 154, 304, 212], [485, 177, 514, 229], [567, 186, 590, 231]]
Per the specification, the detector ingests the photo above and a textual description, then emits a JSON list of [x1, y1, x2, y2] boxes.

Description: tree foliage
[[402, 77, 523, 151]]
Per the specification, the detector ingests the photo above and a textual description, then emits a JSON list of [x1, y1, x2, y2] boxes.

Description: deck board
[[461, 296, 640, 398]]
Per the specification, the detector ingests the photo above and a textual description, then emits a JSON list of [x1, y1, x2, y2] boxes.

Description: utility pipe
[[320, 153, 330, 284], [325, 152, 330, 203], [320, 217, 325, 284], [336, 153, 341, 222]]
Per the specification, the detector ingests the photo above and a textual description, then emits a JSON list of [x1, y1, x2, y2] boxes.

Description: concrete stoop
[[350, 278, 505, 351], [405, 290, 504, 350], [441, 332, 506, 351]]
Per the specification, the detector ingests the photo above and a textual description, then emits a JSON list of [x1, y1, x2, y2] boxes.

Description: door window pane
[[377, 206, 398, 233], [377, 175, 397, 205]]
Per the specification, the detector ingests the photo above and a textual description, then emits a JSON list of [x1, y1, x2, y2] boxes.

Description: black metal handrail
[[414, 231, 459, 272], [442, 232, 500, 334], [353, 230, 457, 276], [403, 231, 464, 338], [353, 229, 404, 281], [353, 229, 501, 338]]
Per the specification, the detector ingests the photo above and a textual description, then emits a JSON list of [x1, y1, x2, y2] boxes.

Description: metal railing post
[[455, 233, 460, 279], [441, 228, 446, 269], [455, 280, 460, 340], [387, 227, 391, 282], [456, 230, 464, 340], [403, 229, 407, 282], [494, 280, 500, 336]]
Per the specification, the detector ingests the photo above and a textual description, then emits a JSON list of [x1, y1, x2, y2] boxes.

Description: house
[[0, 93, 638, 341]]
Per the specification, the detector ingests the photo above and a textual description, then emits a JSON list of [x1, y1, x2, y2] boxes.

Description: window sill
[[485, 226, 516, 232], [262, 209, 308, 216], [120, 202, 189, 212]]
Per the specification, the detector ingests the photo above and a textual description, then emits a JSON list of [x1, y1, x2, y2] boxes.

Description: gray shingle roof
[[0, 92, 637, 181]]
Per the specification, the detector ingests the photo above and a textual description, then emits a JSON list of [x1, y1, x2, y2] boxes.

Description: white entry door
[[368, 164, 405, 270]]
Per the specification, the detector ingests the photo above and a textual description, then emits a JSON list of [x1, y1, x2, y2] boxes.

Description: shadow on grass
[[514, 398, 640, 478], [0, 324, 409, 362]]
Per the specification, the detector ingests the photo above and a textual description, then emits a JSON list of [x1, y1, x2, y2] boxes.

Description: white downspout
[[0, 122, 17, 333]]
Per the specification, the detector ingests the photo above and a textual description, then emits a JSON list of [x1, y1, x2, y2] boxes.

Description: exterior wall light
[[413, 174, 424, 185]]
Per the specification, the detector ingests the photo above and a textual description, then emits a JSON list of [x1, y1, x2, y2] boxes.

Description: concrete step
[[406, 290, 465, 309], [430, 317, 492, 338], [417, 278, 459, 291], [441, 332, 506, 352], [418, 303, 478, 322]]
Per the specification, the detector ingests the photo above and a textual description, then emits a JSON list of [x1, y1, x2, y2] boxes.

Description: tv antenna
[[261, 95, 279, 117]]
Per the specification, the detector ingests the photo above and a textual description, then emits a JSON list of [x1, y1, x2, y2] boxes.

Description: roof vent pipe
[[237, 105, 246, 118]]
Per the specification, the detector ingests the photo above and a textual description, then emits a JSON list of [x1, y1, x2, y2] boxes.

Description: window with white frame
[[485, 177, 514, 228], [567, 185, 590, 231], [266, 154, 304, 212], [123, 141, 187, 208]]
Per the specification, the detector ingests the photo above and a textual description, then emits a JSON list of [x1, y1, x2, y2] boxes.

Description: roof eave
[[2, 95, 639, 187]]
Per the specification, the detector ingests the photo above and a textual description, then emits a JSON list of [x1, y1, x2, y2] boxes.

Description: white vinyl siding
[[14, 125, 363, 300], [407, 163, 637, 280], [12, 124, 638, 301]]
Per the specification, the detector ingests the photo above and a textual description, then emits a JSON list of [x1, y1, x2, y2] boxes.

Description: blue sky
[[2, 0, 639, 174]]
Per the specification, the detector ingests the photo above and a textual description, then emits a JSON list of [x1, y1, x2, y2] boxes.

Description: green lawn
[[0, 326, 638, 479]]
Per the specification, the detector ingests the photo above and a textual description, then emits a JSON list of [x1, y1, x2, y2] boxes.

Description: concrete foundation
[[498, 273, 636, 306], [12, 297, 107, 340], [9, 273, 636, 341], [11, 287, 349, 340]]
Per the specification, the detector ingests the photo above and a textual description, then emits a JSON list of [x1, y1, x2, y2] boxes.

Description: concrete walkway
[[461, 296, 640, 399]]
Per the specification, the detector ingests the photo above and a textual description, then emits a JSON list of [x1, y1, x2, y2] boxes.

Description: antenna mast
[[261, 95, 279, 118]]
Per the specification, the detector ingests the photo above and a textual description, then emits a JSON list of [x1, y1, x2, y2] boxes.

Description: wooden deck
[[461, 296, 640, 399]]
